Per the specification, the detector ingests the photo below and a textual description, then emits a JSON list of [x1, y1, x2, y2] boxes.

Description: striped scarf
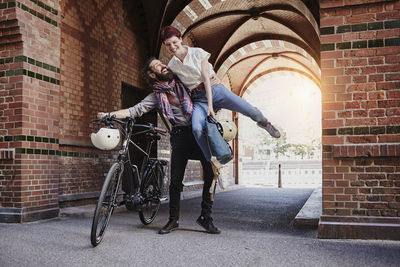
[[152, 78, 193, 125]]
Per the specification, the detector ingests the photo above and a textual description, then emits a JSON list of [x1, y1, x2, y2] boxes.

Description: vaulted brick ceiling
[[215, 40, 321, 95], [137, 0, 320, 94]]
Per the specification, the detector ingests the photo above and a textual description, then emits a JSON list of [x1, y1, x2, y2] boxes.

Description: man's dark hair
[[141, 56, 157, 86]]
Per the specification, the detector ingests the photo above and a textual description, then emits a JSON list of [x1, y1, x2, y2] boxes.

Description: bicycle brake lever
[[154, 127, 167, 135]]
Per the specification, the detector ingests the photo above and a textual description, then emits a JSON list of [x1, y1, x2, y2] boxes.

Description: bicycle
[[90, 115, 168, 247]]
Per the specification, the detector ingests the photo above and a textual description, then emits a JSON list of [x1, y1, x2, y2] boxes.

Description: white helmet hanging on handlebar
[[90, 127, 120, 150]]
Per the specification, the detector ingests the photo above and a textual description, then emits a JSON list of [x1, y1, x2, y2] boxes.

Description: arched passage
[[211, 39, 321, 185], [153, 0, 320, 186], [237, 70, 321, 187]]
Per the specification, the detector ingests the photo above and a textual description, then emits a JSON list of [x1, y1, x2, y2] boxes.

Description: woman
[[160, 26, 280, 165]]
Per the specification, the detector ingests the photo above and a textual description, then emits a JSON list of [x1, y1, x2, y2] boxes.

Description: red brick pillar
[[319, 0, 400, 239], [0, 0, 60, 222]]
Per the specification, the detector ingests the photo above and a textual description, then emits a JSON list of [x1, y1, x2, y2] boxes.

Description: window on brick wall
[[121, 83, 157, 170]]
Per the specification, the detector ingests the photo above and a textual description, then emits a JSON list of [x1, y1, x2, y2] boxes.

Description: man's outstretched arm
[[97, 93, 157, 119]]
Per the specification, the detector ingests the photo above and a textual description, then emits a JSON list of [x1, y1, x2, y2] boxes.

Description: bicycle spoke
[[138, 163, 164, 225], [91, 163, 121, 247]]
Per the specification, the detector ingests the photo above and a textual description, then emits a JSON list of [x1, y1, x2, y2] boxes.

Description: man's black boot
[[158, 218, 179, 234], [196, 215, 221, 234]]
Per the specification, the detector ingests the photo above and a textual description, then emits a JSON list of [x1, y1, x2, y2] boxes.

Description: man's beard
[[155, 68, 174, 82]]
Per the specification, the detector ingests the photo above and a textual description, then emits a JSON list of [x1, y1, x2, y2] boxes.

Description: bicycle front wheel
[[91, 162, 122, 247], [138, 162, 164, 225]]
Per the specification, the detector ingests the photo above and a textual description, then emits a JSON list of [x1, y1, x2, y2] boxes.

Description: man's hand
[[97, 112, 108, 119], [97, 109, 131, 120], [210, 74, 220, 86]]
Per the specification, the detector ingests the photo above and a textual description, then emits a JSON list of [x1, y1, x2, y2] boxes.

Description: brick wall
[[59, 0, 205, 204], [319, 0, 400, 239], [0, 0, 61, 222], [58, 0, 150, 203], [1, 0, 211, 221], [0, 2, 21, 221], [60, 0, 148, 143]]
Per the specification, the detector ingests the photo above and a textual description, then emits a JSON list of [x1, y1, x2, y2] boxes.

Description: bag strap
[[157, 109, 171, 134], [207, 115, 218, 124], [207, 116, 223, 135]]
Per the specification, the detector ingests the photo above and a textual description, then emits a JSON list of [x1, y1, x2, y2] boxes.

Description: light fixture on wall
[[249, 7, 260, 20], [272, 53, 279, 59]]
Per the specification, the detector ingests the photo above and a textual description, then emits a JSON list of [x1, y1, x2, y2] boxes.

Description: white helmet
[[90, 128, 120, 150], [218, 120, 237, 142]]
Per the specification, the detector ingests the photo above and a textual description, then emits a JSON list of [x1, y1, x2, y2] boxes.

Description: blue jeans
[[191, 83, 267, 161]]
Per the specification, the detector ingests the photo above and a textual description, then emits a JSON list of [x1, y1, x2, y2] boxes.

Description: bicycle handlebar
[[93, 115, 167, 135], [91, 114, 122, 128]]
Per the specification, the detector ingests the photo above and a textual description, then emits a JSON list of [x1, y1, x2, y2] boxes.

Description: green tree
[[256, 125, 290, 159], [305, 144, 315, 159], [255, 125, 321, 160], [291, 144, 307, 159], [309, 137, 321, 159], [270, 127, 290, 159]]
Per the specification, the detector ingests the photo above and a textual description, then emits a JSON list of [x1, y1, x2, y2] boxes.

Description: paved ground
[[1, 187, 399, 267]]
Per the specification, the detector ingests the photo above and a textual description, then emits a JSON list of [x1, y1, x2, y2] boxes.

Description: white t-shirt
[[168, 46, 216, 91]]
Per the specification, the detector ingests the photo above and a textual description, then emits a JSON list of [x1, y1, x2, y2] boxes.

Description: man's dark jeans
[[169, 125, 214, 220]]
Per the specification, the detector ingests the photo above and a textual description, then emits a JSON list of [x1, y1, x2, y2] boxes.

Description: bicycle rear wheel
[[138, 162, 164, 225], [91, 162, 122, 247]]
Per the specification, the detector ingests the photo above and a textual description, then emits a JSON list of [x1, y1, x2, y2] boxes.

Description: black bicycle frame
[[116, 118, 161, 205]]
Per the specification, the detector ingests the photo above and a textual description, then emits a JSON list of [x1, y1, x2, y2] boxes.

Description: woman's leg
[[212, 84, 267, 123], [211, 84, 280, 138], [191, 102, 212, 161]]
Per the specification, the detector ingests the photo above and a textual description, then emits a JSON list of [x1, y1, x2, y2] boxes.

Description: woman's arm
[[210, 73, 221, 85], [201, 58, 215, 118]]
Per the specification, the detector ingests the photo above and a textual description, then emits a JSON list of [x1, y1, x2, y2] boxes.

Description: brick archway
[[175, 0, 320, 67], [157, 0, 320, 187], [241, 67, 320, 95], [215, 41, 321, 96]]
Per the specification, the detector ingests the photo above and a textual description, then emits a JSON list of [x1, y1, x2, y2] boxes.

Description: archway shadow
[[176, 187, 316, 237]]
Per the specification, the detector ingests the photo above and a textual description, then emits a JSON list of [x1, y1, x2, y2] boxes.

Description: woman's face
[[163, 35, 183, 55]]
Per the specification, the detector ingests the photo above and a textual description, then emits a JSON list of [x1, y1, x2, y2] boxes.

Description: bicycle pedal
[[159, 160, 168, 166], [132, 193, 142, 203]]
